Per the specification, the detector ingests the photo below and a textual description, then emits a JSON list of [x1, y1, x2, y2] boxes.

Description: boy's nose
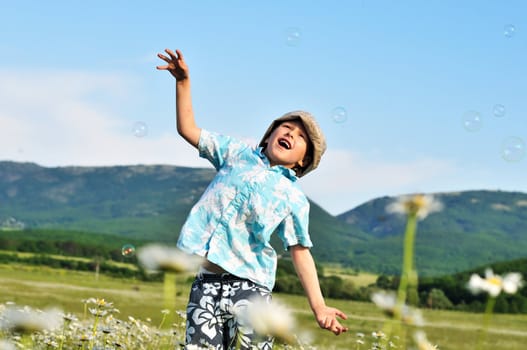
[[287, 128, 300, 137]]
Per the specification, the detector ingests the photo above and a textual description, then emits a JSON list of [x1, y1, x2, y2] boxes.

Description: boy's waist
[[201, 259, 229, 274]]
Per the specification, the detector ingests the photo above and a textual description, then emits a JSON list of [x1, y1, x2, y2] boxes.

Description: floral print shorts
[[185, 273, 274, 350]]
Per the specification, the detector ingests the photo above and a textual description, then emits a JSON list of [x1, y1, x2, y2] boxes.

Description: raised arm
[[290, 245, 349, 335], [156, 48, 201, 148]]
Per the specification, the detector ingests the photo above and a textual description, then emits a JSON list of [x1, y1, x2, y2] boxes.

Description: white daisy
[[0, 305, 63, 333], [386, 194, 443, 220], [234, 297, 296, 344], [414, 331, 439, 350], [467, 268, 523, 297], [371, 290, 424, 326], [137, 243, 203, 273]]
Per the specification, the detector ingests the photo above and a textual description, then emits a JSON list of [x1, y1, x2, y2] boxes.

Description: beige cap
[[258, 110, 327, 178]]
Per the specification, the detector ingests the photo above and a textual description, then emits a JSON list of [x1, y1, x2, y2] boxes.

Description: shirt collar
[[255, 147, 298, 181]]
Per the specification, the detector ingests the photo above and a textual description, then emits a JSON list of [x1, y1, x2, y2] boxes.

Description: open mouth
[[278, 138, 291, 149]]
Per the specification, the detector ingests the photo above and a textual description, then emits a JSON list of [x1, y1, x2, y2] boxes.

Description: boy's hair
[[258, 111, 327, 178]]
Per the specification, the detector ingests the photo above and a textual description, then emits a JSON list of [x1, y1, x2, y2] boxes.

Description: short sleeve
[[276, 204, 313, 250], [198, 129, 250, 170]]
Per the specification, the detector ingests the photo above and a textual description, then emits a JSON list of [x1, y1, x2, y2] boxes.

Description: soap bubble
[[331, 107, 348, 123], [132, 121, 148, 137], [504, 24, 516, 38], [501, 136, 525, 162], [462, 110, 482, 132], [493, 104, 506, 118], [121, 244, 136, 258], [285, 27, 302, 47]]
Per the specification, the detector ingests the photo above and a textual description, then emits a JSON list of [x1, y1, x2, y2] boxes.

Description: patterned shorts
[[185, 273, 274, 350]]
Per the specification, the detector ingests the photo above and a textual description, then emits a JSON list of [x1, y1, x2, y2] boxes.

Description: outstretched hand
[[314, 305, 349, 335], [156, 48, 189, 81]]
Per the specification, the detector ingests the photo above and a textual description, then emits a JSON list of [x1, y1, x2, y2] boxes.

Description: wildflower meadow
[[1, 195, 526, 349]]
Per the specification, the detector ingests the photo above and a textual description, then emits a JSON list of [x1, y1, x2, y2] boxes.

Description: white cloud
[[0, 69, 209, 169], [299, 149, 457, 214]]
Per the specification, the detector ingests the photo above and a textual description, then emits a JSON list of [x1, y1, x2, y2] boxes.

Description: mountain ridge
[[1, 160, 526, 276]]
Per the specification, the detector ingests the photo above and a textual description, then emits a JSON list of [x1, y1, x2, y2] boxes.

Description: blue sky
[[1, 0, 526, 215]]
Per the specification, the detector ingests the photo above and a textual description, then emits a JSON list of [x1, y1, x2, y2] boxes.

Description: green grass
[[0, 264, 169, 322], [1, 264, 526, 349], [323, 264, 379, 287], [0, 249, 138, 269]]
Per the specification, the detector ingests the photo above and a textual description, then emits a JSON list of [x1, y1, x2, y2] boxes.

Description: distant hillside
[[0, 161, 215, 241], [338, 191, 527, 275], [0, 161, 368, 265], [1, 161, 526, 276]]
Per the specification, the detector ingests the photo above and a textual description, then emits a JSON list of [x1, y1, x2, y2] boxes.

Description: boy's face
[[264, 120, 311, 170]]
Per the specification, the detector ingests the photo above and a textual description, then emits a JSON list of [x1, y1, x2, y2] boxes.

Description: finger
[[175, 49, 184, 60], [331, 323, 341, 335], [326, 318, 336, 330], [157, 53, 171, 63], [334, 321, 347, 330], [165, 48, 177, 59], [318, 317, 327, 328], [156, 65, 169, 70], [333, 325, 347, 335], [335, 310, 348, 320]]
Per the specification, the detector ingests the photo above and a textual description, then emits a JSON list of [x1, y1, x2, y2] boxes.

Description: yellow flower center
[[404, 195, 426, 215], [487, 277, 502, 286]]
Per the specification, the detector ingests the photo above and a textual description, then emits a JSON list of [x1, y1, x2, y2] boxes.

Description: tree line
[[1, 233, 526, 314], [274, 258, 527, 314]]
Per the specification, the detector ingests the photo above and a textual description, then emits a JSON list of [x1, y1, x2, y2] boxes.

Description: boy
[[157, 48, 348, 349]]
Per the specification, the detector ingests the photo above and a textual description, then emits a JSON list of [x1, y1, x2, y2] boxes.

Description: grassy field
[[1, 264, 526, 349], [0, 249, 138, 269], [323, 264, 379, 287]]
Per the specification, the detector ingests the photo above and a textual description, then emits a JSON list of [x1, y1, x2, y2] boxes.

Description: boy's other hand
[[315, 306, 349, 335], [156, 48, 189, 81]]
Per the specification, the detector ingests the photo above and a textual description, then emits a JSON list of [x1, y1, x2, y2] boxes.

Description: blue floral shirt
[[177, 129, 313, 290]]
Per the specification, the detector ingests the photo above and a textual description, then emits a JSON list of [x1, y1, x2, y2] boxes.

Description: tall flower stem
[[392, 211, 419, 349], [163, 271, 177, 328], [58, 321, 68, 350], [477, 296, 496, 350], [397, 212, 419, 308], [89, 315, 101, 349]]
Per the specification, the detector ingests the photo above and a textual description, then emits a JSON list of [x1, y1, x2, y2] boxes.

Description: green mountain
[[338, 191, 527, 275], [1, 161, 526, 276], [0, 161, 214, 241], [0, 161, 369, 264]]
